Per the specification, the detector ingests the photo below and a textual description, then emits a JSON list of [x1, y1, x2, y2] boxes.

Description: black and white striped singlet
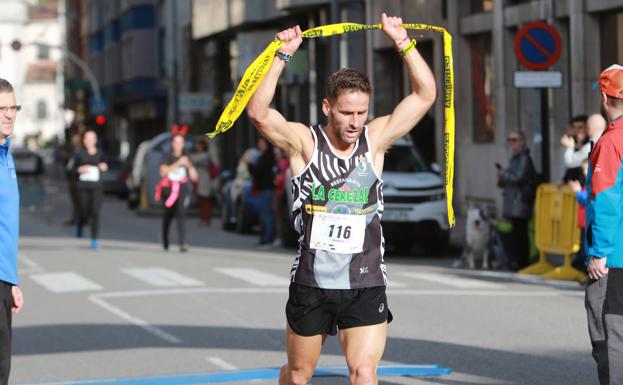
[[289, 124, 386, 289]]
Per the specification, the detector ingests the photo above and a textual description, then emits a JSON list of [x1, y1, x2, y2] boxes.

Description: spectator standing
[[0, 78, 24, 385], [63, 133, 82, 225], [497, 130, 537, 270], [568, 159, 589, 269], [248, 137, 277, 246], [562, 114, 606, 182], [71, 130, 108, 250], [585, 64, 623, 385], [561, 115, 588, 182], [190, 139, 217, 226], [272, 147, 290, 247], [586, 113, 607, 150], [157, 129, 198, 252]]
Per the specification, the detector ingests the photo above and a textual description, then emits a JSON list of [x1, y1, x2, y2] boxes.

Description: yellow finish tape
[[210, 22, 455, 227]]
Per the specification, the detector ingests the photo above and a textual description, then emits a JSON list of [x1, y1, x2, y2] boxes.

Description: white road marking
[[206, 356, 238, 370], [92, 286, 579, 300], [96, 287, 286, 299], [401, 271, 504, 289], [19, 254, 44, 274], [30, 272, 102, 293], [387, 280, 408, 288], [214, 267, 289, 287], [89, 295, 182, 344], [122, 267, 204, 287]]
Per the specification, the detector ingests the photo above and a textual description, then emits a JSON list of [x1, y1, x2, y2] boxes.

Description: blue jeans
[[259, 190, 275, 243]]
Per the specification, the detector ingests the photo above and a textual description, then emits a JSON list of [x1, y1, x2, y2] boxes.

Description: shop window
[[373, 48, 403, 117], [89, 30, 103, 53], [38, 44, 49, 60], [470, 33, 495, 143], [36, 100, 47, 120], [600, 11, 623, 68]]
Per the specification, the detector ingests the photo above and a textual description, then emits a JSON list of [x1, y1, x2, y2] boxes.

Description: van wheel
[[423, 231, 450, 256], [391, 239, 415, 255]]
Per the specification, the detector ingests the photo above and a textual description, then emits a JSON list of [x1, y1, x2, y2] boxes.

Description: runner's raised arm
[[368, 13, 437, 155], [247, 25, 313, 170]]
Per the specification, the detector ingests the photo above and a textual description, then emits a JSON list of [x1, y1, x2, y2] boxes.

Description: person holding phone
[[496, 131, 536, 270]]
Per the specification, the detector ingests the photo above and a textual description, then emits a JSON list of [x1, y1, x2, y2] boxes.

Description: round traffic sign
[[514, 22, 561, 71]]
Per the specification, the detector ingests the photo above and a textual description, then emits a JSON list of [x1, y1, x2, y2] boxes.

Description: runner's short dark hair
[[0, 79, 14, 93], [325, 68, 371, 102]]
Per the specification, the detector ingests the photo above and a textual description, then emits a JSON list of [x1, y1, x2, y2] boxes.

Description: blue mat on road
[[17, 364, 452, 384]]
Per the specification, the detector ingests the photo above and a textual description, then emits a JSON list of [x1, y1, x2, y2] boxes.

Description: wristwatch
[[275, 51, 292, 63]]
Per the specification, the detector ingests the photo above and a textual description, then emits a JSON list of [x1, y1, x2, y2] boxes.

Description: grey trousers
[[586, 269, 623, 385]]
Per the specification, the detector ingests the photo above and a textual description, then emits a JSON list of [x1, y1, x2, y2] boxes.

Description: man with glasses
[[497, 131, 536, 270], [0, 78, 24, 385]]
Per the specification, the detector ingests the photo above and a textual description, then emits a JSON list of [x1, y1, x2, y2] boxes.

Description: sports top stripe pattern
[[289, 124, 386, 289]]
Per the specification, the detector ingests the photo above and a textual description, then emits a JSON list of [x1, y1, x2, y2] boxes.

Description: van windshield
[[384, 145, 429, 173]]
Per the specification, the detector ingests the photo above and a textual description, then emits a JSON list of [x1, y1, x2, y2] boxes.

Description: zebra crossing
[[26, 265, 520, 294]]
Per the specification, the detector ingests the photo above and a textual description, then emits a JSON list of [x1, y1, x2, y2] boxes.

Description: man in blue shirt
[[0, 78, 24, 385]]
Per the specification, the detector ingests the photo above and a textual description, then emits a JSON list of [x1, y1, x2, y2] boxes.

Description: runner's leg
[[279, 324, 325, 385], [91, 187, 103, 240], [339, 322, 387, 385]]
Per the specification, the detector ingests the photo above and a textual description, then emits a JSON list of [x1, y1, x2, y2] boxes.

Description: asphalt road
[[9, 174, 596, 385]]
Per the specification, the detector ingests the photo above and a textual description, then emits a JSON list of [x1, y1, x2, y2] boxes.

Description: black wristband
[[275, 51, 292, 63]]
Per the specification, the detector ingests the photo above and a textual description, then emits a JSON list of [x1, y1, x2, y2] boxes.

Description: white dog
[[463, 207, 490, 269]]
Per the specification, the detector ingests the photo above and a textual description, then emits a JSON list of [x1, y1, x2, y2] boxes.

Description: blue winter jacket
[[0, 138, 20, 285], [585, 117, 623, 268]]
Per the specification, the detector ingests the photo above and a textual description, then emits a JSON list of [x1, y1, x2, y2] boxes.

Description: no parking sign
[[514, 21, 561, 70]]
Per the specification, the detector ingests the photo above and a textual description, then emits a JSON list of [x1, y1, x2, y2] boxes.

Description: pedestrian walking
[[0, 78, 25, 385], [71, 129, 108, 250], [63, 132, 82, 225], [272, 147, 290, 247], [248, 137, 277, 246], [585, 64, 623, 385], [156, 127, 197, 252], [246, 13, 436, 385], [496, 130, 537, 270], [190, 139, 217, 226]]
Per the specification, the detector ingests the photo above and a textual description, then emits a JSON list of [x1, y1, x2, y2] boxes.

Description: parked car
[[126, 133, 196, 210], [281, 137, 449, 254], [220, 171, 261, 233], [11, 147, 43, 176], [220, 146, 262, 233], [101, 156, 129, 197], [380, 138, 449, 255]]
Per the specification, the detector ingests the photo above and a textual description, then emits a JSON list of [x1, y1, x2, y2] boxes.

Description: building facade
[[191, 0, 623, 216], [0, 0, 64, 147]]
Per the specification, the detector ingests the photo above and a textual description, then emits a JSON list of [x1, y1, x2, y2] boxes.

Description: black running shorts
[[285, 283, 393, 336]]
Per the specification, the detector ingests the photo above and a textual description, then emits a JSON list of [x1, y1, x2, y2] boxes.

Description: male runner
[[247, 13, 436, 385]]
